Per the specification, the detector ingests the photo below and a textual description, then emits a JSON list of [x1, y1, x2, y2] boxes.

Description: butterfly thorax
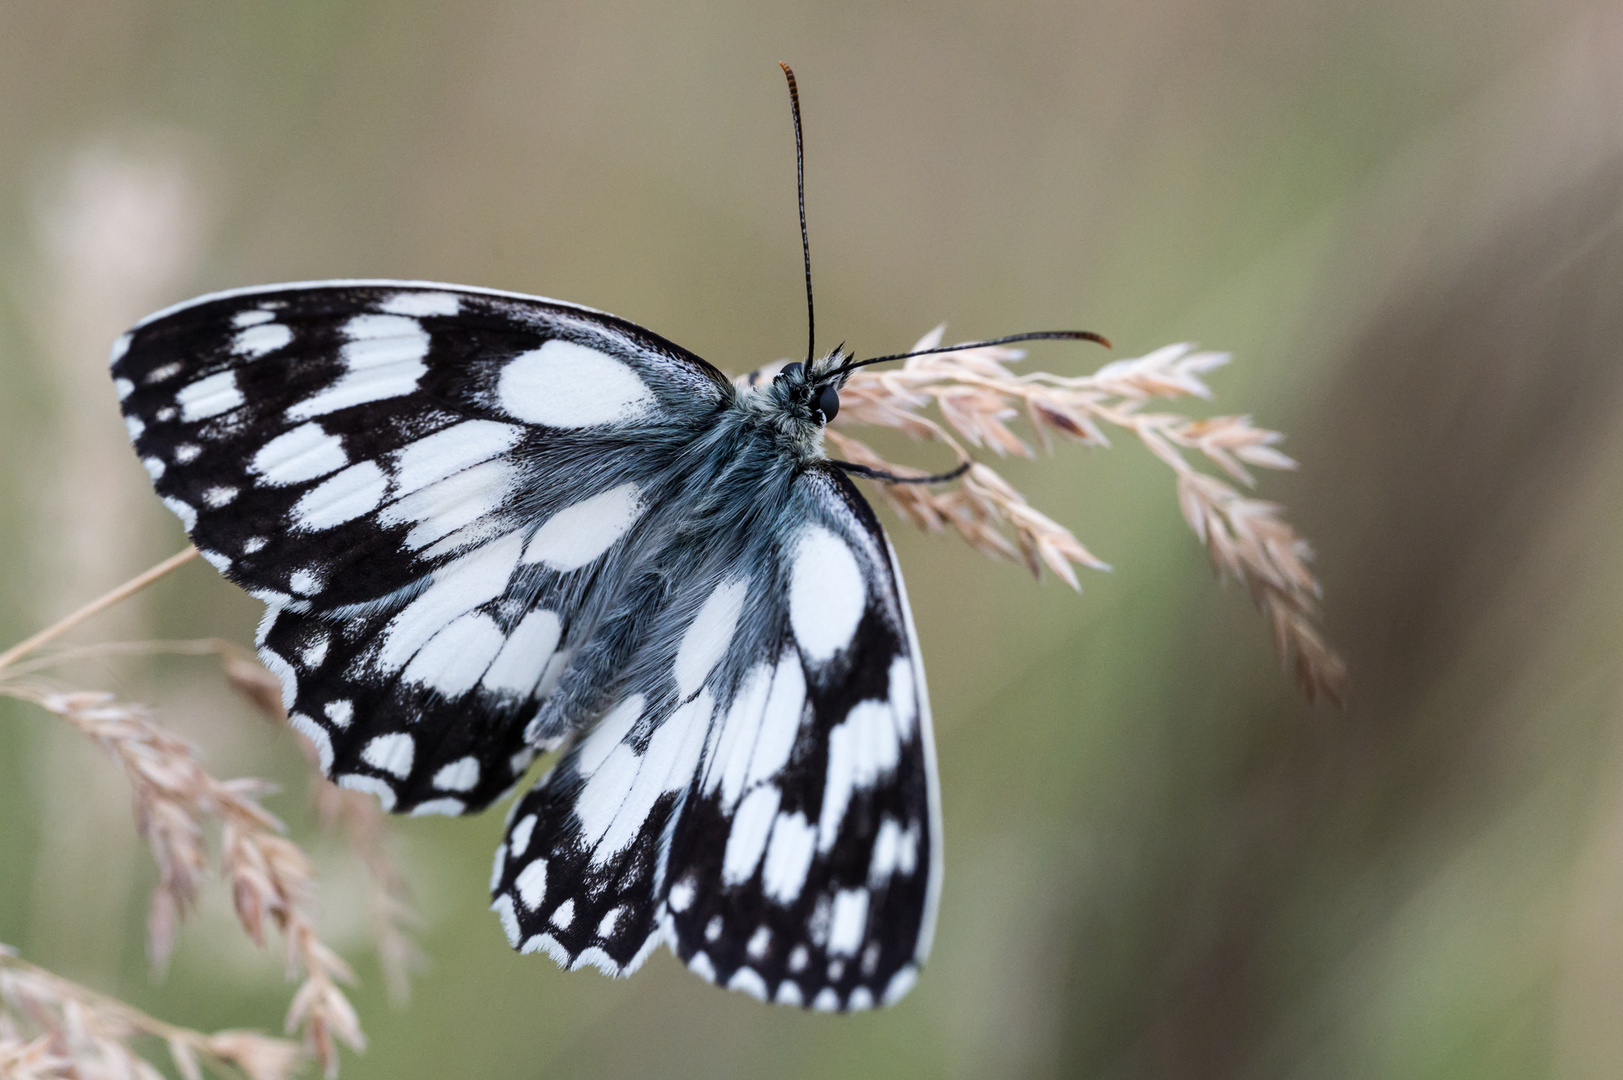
[[730, 349, 850, 467]]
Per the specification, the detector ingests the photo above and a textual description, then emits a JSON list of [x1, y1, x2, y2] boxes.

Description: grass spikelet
[[829, 327, 1347, 703]]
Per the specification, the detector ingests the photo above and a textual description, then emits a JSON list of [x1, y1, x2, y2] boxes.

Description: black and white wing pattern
[[115, 277, 944, 1010], [114, 280, 729, 815], [490, 467, 941, 1011]]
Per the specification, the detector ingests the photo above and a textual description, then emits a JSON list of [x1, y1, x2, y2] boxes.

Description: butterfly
[[109, 66, 1103, 1012]]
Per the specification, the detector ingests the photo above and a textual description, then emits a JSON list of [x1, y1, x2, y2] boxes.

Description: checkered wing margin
[[112, 280, 730, 815], [490, 467, 942, 1011]]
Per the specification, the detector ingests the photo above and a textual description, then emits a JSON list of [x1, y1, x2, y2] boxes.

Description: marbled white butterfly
[[110, 66, 1103, 1012]]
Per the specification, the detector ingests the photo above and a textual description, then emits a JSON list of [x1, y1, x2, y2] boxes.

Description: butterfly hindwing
[[491, 466, 941, 1009], [114, 280, 731, 814]]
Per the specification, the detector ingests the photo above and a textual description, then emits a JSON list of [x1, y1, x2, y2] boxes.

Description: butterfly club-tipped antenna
[[780, 62, 816, 373]]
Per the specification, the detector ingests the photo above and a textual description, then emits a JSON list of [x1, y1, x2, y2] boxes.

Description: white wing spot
[[869, 817, 903, 886], [143, 457, 165, 480], [673, 576, 749, 699], [291, 461, 387, 531], [727, 967, 769, 1001], [299, 634, 329, 668], [788, 945, 809, 973], [162, 497, 197, 531], [198, 549, 231, 573], [688, 951, 717, 983], [114, 377, 135, 400], [522, 483, 643, 571], [722, 785, 781, 886], [124, 415, 143, 439], [231, 322, 292, 357], [379, 533, 523, 669], [286, 314, 428, 421], [381, 291, 461, 317], [746, 926, 771, 960], [861, 941, 881, 976], [402, 611, 506, 697], [497, 339, 656, 428], [492, 894, 520, 946], [289, 568, 323, 595], [177, 371, 244, 421], [597, 907, 623, 938], [243, 537, 266, 554], [201, 485, 238, 507], [174, 444, 200, 463], [391, 420, 523, 496], [575, 694, 645, 777], [146, 362, 181, 384], [668, 877, 696, 913], [337, 773, 396, 812], [819, 701, 902, 853], [258, 644, 296, 709], [481, 608, 562, 695], [433, 756, 481, 792], [789, 525, 866, 663], [510, 747, 537, 775], [883, 965, 918, 1005], [490, 843, 507, 892], [410, 797, 465, 816], [110, 333, 132, 364], [744, 651, 806, 790], [515, 859, 548, 909], [361, 732, 415, 778], [323, 699, 353, 728], [708, 659, 774, 809], [509, 814, 537, 856], [812, 987, 841, 1012], [550, 898, 575, 929], [251, 423, 348, 486], [847, 987, 875, 1012], [828, 888, 869, 958], [704, 915, 723, 943], [287, 712, 333, 773], [521, 933, 571, 965], [380, 457, 517, 552], [761, 811, 817, 905], [232, 309, 275, 328], [775, 980, 804, 1006], [888, 654, 918, 739]]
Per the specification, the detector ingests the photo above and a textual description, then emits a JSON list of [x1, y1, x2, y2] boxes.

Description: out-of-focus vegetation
[[4, 1, 1623, 1077]]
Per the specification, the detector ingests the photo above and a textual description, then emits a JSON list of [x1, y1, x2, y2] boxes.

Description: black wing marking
[[490, 466, 942, 1009], [114, 280, 731, 814]]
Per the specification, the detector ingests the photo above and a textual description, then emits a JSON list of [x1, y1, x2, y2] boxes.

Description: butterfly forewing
[[491, 467, 940, 1010], [114, 281, 730, 814]]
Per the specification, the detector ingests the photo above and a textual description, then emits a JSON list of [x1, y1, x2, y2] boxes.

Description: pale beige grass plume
[[0, 327, 1342, 1078]]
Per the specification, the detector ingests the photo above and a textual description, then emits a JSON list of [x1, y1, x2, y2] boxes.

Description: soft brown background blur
[[6, 2, 1623, 1078]]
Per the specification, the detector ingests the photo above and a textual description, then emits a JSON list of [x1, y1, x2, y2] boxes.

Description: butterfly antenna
[[833, 329, 1112, 378], [780, 62, 815, 369]]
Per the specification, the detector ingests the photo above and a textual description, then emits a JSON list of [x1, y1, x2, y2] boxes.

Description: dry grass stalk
[[0, 558, 370, 1077], [4, 627, 425, 1024], [0, 944, 302, 1080], [832, 328, 1347, 703], [221, 646, 424, 1008]]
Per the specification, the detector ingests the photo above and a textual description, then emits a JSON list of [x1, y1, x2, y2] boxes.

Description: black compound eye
[[816, 383, 840, 423]]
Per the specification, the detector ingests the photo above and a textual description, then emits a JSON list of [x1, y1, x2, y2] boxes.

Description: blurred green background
[[5, 1, 1623, 1077]]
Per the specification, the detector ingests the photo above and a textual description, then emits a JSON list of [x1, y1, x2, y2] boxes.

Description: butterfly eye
[[815, 383, 840, 423]]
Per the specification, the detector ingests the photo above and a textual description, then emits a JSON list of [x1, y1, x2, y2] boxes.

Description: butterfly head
[[767, 348, 848, 427]]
